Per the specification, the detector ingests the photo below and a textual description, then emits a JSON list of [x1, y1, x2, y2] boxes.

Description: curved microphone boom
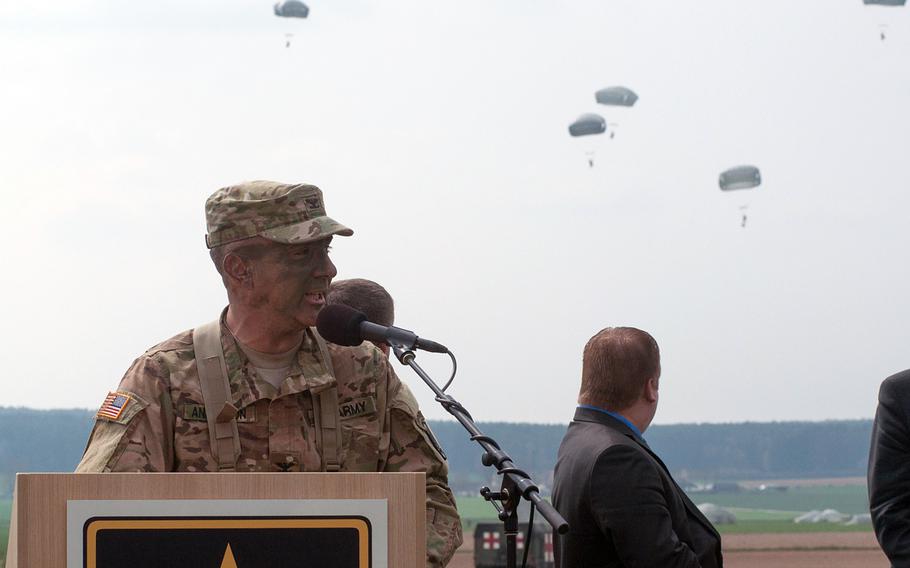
[[316, 304, 449, 353], [319, 304, 569, 561]]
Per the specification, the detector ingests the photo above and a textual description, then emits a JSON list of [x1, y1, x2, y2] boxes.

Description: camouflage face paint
[[250, 238, 337, 329]]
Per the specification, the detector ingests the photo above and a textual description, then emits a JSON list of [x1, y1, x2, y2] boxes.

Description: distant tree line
[[0, 407, 96, 496], [425, 420, 873, 494], [0, 407, 872, 497]]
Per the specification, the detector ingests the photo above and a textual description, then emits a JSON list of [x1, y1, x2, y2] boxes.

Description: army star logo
[[221, 543, 238, 568], [81, 516, 371, 567]]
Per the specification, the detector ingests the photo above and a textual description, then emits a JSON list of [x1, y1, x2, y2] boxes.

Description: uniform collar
[[217, 310, 336, 408]]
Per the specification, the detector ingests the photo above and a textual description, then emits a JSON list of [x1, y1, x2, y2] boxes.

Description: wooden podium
[[5, 472, 425, 568]]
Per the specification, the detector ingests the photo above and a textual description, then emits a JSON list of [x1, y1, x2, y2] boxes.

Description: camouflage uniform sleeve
[[75, 353, 173, 473], [381, 362, 463, 567]]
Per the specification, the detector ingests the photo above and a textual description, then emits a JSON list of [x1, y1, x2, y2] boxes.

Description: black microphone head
[[316, 304, 368, 346]]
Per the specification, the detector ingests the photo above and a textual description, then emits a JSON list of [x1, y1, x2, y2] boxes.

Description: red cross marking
[[482, 531, 501, 550], [544, 532, 554, 562]]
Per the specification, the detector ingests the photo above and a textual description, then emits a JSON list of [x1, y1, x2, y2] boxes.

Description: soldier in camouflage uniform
[[76, 181, 463, 567]]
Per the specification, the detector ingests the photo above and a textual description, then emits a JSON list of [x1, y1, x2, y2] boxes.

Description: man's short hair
[[208, 239, 273, 281], [326, 279, 395, 327], [578, 327, 660, 411]]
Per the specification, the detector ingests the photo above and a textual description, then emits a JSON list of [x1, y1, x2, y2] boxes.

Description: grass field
[[713, 508, 868, 534], [1, 498, 9, 568], [456, 483, 872, 535], [689, 485, 869, 515]]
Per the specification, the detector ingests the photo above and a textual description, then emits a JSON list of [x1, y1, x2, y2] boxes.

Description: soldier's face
[[251, 238, 337, 329]]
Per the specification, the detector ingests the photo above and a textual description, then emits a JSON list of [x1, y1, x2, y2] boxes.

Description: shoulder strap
[[312, 330, 342, 472], [193, 320, 241, 472], [159, 391, 176, 471]]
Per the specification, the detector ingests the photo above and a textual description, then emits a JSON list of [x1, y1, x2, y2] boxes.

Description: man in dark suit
[[552, 327, 722, 567], [869, 369, 910, 567]]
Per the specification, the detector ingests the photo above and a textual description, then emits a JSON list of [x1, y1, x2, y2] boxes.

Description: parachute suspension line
[[568, 113, 606, 169], [719, 166, 760, 228]]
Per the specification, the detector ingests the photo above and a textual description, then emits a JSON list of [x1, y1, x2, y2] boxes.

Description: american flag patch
[[97, 392, 132, 420]]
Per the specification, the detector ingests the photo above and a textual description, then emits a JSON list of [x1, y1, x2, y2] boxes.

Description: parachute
[[568, 113, 606, 137], [595, 86, 639, 107], [719, 165, 761, 191], [864, 0, 904, 40], [274, 0, 309, 18], [719, 166, 761, 227]]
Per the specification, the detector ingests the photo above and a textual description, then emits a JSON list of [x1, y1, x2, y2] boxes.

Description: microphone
[[316, 304, 449, 354]]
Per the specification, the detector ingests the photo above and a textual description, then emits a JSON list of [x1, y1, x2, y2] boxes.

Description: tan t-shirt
[[236, 338, 302, 390]]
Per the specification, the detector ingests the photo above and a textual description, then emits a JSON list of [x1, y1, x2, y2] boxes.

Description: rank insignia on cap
[[97, 391, 132, 421]]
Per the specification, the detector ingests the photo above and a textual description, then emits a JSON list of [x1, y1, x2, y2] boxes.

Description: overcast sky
[[1, 0, 909, 425]]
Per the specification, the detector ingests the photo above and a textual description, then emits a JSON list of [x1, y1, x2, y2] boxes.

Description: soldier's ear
[[223, 252, 254, 288]]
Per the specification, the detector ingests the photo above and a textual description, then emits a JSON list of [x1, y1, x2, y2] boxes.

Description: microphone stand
[[392, 346, 569, 568]]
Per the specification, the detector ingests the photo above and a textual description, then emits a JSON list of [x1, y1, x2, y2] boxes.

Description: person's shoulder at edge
[[882, 369, 910, 389], [879, 369, 910, 404]]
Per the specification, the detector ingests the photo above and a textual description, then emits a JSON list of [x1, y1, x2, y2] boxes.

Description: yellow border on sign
[[84, 518, 370, 567]]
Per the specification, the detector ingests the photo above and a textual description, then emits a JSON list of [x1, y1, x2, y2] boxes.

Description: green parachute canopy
[[719, 165, 761, 191], [568, 113, 606, 137], [274, 0, 309, 18], [595, 86, 638, 107]]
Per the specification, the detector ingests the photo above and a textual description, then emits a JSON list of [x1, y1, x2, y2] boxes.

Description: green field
[[717, 508, 871, 534], [688, 485, 869, 515], [1, 498, 9, 568], [456, 483, 872, 535]]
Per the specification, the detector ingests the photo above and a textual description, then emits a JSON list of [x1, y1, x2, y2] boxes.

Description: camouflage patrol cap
[[204, 181, 353, 249]]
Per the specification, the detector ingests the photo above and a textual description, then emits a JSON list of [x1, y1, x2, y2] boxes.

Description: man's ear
[[643, 376, 659, 403], [223, 253, 253, 288]]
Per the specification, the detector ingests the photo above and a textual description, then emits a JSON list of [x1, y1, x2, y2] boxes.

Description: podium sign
[[6, 473, 425, 568], [67, 499, 387, 568]]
